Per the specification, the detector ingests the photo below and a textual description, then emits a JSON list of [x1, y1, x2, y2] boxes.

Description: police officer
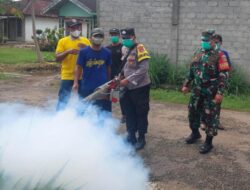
[[106, 28, 126, 122], [182, 30, 230, 154], [119, 28, 151, 150]]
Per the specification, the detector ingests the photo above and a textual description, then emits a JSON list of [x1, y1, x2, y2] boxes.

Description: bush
[[36, 27, 64, 52], [227, 67, 250, 95], [149, 53, 169, 87], [149, 53, 250, 96]]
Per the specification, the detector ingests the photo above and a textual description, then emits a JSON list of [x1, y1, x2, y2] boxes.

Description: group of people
[[55, 19, 151, 150], [55, 19, 231, 154], [182, 30, 231, 154]]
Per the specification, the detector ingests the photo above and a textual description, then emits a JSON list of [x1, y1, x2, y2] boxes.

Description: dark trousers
[[119, 95, 126, 115], [56, 80, 81, 111], [79, 88, 111, 112], [123, 84, 150, 136]]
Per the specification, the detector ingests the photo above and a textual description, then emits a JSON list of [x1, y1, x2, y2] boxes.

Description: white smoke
[[0, 102, 149, 190]]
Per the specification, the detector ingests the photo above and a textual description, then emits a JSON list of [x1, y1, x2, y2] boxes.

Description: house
[[43, 0, 97, 37], [0, 0, 96, 43]]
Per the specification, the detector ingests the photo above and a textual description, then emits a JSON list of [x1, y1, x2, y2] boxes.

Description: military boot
[[135, 134, 146, 150], [199, 135, 213, 154], [185, 129, 201, 144], [127, 132, 137, 145]]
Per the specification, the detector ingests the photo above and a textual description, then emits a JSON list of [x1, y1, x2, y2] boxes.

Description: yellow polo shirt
[[56, 36, 90, 80]]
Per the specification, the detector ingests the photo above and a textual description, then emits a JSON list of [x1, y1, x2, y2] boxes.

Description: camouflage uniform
[[183, 46, 230, 137]]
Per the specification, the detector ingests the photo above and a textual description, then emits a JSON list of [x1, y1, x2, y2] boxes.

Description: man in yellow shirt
[[55, 19, 90, 111]]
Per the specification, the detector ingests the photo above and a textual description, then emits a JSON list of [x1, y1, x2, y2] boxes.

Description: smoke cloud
[[0, 102, 149, 190]]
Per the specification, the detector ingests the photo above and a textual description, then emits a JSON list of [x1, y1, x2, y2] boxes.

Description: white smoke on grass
[[0, 102, 149, 190]]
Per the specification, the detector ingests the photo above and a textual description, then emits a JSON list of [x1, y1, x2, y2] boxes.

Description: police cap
[[66, 19, 81, 27], [109, 28, 120, 35], [120, 28, 135, 39], [91, 28, 104, 37]]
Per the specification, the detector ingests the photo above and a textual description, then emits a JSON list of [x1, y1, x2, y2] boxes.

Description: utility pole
[[170, 0, 180, 66]]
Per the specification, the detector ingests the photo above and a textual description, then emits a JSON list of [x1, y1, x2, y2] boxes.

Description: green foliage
[[227, 66, 250, 95], [0, 47, 55, 64], [36, 27, 64, 52], [150, 53, 250, 96], [148, 53, 169, 87], [0, 0, 23, 18], [149, 53, 188, 88], [0, 73, 12, 80]]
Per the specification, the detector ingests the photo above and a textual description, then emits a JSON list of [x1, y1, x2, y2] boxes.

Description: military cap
[[201, 29, 215, 41], [66, 19, 81, 27], [91, 28, 104, 37], [109, 28, 120, 35], [120, 28, 135, 38]]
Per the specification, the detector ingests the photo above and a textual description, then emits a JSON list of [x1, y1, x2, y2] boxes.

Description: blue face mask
[[201, 41, 211, 50]]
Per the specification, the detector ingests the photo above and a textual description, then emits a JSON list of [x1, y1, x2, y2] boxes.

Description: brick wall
[[98, 0, 250, 68]]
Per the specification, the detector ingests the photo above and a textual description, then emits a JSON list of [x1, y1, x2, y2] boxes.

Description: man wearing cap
[[73, 28, 112, 112], [119, 28, 151, 150], [106, 28, 126, 123], [182, 30, 230, 154], [55, 19, 90, 111]]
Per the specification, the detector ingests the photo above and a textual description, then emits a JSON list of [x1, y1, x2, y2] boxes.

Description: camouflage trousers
[[188, 89, 219, 137]]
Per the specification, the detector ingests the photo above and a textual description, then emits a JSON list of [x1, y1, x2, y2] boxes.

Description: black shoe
[[185, 131, 201, 144], [120, 115, 126, 124], [135, 138, 146, 150], [199, 143, 213, 154], [127, 133, 137, 145]]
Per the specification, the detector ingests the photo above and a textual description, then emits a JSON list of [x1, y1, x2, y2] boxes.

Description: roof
[[21, 0, 57, 17], [42, 0, 96, 15]]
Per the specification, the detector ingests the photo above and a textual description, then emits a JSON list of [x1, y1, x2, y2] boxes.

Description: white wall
[[24, 16, 59, 42]]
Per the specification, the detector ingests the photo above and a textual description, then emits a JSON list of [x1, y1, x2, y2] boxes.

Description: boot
[[185, 129, 201, 144], [135, 134, 146, 150], [127, 132, 137, 145], [199, 135, 213, 154]]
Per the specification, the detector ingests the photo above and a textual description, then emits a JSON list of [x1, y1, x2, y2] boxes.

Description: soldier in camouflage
[[182, 30, 230, 154]]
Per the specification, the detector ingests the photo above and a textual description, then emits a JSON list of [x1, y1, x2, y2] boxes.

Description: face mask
[[110, 36, 119, 43], [122, 39, 134, 48], [201, 41, 211, 50], [91, 37, 104, 45], [215, 43, 221, 50], [71, 30, 81, 38]]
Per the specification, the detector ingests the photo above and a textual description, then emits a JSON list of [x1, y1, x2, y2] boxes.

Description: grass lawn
[[0, 73, 13, 80], [151, 89, 250, 112], [0, 47, 55, 64]]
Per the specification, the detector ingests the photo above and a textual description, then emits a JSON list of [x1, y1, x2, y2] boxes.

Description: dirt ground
[[0, 69, 250, 190]]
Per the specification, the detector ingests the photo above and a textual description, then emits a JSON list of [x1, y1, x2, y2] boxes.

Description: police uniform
[[120, 28, 151, 150], [183, 30, 230, 153]]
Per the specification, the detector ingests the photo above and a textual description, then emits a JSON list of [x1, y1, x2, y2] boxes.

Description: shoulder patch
[[218, 51, 230, 71], [137, 44, 150, 62]]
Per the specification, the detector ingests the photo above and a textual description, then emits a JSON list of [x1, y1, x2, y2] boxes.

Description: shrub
[[36, 27, 64, 52], [149, 53, 250, 96], [149, 53, 169, 87], [227, 66, 250, 95]]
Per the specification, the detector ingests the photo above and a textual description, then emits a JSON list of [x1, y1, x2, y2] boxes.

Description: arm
[[73, 49, 85, 92], [181, 62, 194, 94], [73, 65, 82, 92], [56, 49, 79, 62], [214, 51, 230, 103], [106, 65, 111, 81], [122, 59, 149, 86]]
